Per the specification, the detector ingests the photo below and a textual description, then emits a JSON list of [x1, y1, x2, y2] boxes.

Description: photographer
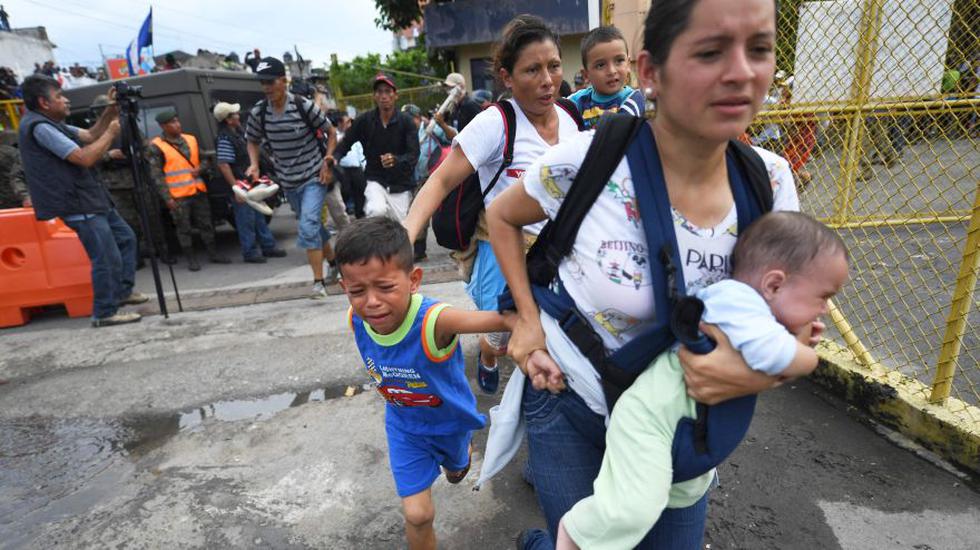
[[17, 75, 147, 328]]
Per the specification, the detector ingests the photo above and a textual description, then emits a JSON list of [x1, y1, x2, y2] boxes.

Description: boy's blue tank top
[[349, 294, 486, 435]]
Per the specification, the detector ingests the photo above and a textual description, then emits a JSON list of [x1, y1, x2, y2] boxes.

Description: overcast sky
[[5, 0, 395, 68]]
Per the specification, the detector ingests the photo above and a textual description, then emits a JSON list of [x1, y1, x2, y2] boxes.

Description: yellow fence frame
[[1, 99, 22, 130], [334, 84, 444, 112], [757, 0, 979, 408]]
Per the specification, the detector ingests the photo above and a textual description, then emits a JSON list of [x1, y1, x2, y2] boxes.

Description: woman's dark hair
[[22, 74, 60, 111], [643, 0, 778, 66], [491, 14, 561, 79]]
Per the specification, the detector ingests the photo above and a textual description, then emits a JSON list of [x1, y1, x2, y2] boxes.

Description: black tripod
[[115, 84, 182, 315]]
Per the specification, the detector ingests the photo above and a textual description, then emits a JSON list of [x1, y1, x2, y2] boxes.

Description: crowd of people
[[333, 3, 849, 549], [6, 0, 973, 547]]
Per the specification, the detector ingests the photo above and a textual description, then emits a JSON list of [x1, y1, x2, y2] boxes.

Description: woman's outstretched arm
[[487, 181, 565, 393]]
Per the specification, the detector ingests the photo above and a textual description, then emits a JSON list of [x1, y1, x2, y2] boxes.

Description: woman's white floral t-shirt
[[523, 129, 800, 352]]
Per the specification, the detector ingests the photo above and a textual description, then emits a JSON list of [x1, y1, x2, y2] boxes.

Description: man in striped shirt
[[245, 57, 339, 299]]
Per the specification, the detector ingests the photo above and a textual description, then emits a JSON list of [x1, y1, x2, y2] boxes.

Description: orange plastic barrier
[[0, 208, 93, 327]]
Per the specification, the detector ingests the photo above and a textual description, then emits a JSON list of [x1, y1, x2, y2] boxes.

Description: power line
[[20, 0, 257, 54], [54, 0, 333, 55]]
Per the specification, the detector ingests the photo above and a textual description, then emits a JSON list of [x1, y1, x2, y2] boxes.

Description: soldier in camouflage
[[148, 109, 230, 271], [89, 95, 152, 266], [0, 131, 29, 209]]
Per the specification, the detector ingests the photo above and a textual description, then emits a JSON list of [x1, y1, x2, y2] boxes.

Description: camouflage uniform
[[0, 142, 28, 209], [147, 135, 216, 254], [97, 146, 151, 253]]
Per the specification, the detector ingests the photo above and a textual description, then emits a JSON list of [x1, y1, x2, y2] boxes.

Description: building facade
[[421, 0, 650, 95]]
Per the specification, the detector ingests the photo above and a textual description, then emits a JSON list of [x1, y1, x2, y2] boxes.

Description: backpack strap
[[728, 139, 774, 215], [257, 96, 327, 156], [555, 97, 586, 131], [293, 95, 327, 157], [526, 112, 645, 286], [480, 100, 518, 200]]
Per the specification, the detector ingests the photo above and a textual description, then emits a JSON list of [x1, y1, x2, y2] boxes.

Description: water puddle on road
[[0, 383, 368, 544], [123, 383, 369, 455], [122, 384, 371, 457]]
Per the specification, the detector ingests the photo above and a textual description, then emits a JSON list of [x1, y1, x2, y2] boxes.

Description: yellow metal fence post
[[930, 184, 980, 403], [828, 299, 878, 369], [602, 0, 615, 26], [834, 0, 885, 225], [2, 100, 21, 130]]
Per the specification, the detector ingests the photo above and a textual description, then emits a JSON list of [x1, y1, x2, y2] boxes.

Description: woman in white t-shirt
[[486, 0, 807, 548], [403, 15, 581, 392]]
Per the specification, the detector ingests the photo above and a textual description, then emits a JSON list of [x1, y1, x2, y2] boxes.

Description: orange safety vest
[[151, 133, 207, 199]]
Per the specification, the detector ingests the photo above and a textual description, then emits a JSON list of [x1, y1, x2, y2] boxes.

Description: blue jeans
[[284, 181, 330, 250], [521, 380, 709, 550], [232, 201, 277, 259], [62, 209, 136, 320]]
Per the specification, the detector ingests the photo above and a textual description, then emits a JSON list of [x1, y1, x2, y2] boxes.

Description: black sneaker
[[244, 256, 267, 264], [262, 248, 287, 258], [187, 256, 201, 271], [92, 311, 141, 327], [478, 362, 499, 394]]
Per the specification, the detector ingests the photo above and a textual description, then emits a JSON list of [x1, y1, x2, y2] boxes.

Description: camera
[[113, 81, 143, 99]]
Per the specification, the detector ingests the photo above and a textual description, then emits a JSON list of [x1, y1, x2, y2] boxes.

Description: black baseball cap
[[373, 73, 397, 92], [255, 57, 286, 81]]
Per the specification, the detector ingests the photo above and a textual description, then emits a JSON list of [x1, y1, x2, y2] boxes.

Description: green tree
[[330, 38, 449, 97], [373, 0, 422, 32]]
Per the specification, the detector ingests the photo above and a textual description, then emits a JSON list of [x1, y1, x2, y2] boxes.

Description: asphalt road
[[2, 281, 978, 549]]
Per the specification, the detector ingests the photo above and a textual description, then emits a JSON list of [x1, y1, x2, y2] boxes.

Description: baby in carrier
[[558, 211, 851, 549]]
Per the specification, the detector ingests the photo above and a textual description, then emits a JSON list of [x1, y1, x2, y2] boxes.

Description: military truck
[[62, 68, 269, 227]]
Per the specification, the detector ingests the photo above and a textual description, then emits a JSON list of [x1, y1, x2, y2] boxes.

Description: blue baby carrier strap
[[591, 126, 769, 398], [628, 129, 770, 482], [498, 115, 773, 481], [669, 296, 760, 482]]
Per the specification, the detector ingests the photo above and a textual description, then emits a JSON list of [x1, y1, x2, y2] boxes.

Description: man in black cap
[[17, 75, 147, 327], [245, 56, 340, 299], [327, 74, 418, 222], [148, 109, 229, 271]]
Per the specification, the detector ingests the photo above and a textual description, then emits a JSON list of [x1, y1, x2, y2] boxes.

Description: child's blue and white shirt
[[568, 85, 645, 129]]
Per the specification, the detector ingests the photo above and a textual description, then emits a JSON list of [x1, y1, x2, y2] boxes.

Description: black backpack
[[431, 98, 584, 251]]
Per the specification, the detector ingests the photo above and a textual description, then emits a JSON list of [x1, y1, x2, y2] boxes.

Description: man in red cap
[[327, 74, 418, 222]]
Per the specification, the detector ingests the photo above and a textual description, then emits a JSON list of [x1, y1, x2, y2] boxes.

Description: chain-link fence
[[749, 0, 978, 417], [334, 84, 449, 117]]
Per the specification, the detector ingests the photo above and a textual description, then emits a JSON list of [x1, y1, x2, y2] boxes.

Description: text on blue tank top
[[350, 294, 486, 435]]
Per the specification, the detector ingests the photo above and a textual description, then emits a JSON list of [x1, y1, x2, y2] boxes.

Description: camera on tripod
[[113, 80, 143, 100]]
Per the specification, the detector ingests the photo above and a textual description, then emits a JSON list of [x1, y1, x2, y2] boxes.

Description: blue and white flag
[[125, 9, 153, 76]]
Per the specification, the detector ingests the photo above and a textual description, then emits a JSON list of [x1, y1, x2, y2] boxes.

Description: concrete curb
[[134, 267, 464, 316], [813, 340, 980, 475]]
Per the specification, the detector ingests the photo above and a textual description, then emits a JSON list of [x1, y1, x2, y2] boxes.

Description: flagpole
[[149, 6, 154, 72]]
